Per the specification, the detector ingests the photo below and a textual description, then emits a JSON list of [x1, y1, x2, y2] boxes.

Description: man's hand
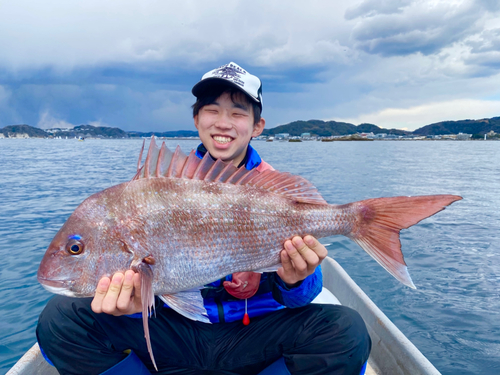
[[277, 235, 328, 287], [91, 270, 142, 316]]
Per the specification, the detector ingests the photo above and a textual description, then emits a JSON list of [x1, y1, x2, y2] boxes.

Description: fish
[[37, 137, 462, 370]]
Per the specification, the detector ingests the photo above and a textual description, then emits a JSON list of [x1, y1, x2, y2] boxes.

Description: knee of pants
[[318, 304, 372, 353], [337, 305, 369, 334], [36, 296, 94, 347]]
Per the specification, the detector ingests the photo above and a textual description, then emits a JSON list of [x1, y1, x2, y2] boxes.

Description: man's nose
[[215, 114, 232, 129]]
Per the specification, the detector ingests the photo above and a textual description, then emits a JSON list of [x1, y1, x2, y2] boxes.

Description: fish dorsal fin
[[134, 137, 174, 179], [135, 137, 327, 205], [247, 170, 328, 204]]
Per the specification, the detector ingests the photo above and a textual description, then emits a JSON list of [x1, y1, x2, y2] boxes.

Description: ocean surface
[[0, 138, 499, 374]]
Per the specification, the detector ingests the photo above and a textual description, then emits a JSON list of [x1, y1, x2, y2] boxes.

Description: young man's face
[[194, 91, 265, 167]]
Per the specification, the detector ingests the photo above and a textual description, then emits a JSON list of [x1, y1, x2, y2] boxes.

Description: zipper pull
[[243, 298, 250, 325]]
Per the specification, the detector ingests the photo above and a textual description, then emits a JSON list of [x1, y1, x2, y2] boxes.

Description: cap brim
[[192, 77, 261, 107]]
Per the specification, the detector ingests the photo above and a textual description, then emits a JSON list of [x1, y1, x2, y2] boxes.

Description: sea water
[[0, 139, 499, 374]]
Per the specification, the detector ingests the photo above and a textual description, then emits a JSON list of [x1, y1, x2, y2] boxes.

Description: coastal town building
[[8, 133, 29, 138], [274, 133, 290, 140], [45, 127, 74, 133], [456, 133, 472, 140], [300, 132, 312, 139]]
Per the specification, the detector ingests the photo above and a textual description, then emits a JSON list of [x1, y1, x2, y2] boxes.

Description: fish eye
[[66, 239, 84, 255]]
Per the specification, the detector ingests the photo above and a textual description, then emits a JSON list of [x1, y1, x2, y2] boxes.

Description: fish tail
[[348, 194, 462, 288]]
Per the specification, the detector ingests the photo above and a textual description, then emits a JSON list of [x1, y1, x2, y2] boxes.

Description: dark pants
[[36, 296, 371, 375]]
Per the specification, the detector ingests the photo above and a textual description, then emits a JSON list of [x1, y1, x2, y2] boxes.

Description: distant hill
[[262, 120, 409, 137], [412, 117, 500, 135], [1, 116, 499, 139], [1, 124, 48, 138], [128, 130, 199, 138], [0, 124, 198, 139], [48, 124, 130, 138]]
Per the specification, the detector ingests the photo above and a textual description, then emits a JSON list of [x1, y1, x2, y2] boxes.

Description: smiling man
[[191, 63, 268, 170], [194, 90, 264, 166], [36, 62, 371, 375]]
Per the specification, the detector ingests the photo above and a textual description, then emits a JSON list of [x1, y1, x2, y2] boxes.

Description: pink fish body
[[37, 138, 462, 369]]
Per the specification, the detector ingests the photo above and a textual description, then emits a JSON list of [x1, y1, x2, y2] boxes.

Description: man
[[37, 62, 371, 374]]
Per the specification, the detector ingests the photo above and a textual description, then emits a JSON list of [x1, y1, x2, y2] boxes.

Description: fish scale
[[114, 178, 331, 292], [37, 138, 462, 370]]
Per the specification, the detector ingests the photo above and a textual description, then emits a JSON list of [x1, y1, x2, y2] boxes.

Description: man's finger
[[91, 277, 110, 313], [133, 272, 141, 299], [277, 249, 295, 282], [284, 239, 307, 273], [291, 236, 307, 254], [116, 270, 135, 311], [101, 273, 124, 314], [304, 235, 328, 261], [280, 247, 294, 272], [291, 236, 319, 267]]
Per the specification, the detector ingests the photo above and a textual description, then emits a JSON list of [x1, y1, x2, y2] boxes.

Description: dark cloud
[[0, 79, 195, 132], [347, 0, 489, 56], [0, 62, 339, 132]]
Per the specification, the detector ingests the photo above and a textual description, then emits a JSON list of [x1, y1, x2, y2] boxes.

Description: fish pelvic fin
[[132, 260, 158, 371], [348, 194, 462, 289], [159, 291, 210, 323], [134, 137, 328, 205]]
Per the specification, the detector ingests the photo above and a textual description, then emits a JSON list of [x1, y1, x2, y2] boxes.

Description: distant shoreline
[[1, 137, 498, 141], [1, 116, 500, 141]]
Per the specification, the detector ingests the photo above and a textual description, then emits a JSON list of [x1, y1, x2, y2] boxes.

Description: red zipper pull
[[243, 298, 250, 325]]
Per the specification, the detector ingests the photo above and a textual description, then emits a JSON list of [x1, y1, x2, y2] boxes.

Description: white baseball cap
[[192, 62, 263, 110]]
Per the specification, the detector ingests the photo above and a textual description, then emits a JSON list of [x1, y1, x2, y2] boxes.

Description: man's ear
[[194, 115, 199, 130], [252, 118, 266, 137]]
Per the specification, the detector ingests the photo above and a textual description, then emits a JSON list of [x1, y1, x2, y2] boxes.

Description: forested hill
[[1, 116, 499, 138], [262, 120, 410, 137], [0, 124, 48, 138], [412, 117, 500, 135], [0, 124, 198, 138]]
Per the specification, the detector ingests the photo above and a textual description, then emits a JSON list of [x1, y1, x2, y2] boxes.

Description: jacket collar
[[195, 143, 262, 170]]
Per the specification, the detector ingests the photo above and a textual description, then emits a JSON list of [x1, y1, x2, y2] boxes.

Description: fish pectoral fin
[[160, 291, 211, 324]]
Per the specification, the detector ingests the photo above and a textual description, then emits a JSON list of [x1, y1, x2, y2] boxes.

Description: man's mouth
[[213, 135, 233, 144]]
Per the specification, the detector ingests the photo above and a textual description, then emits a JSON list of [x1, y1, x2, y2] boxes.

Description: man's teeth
[[213, 136, 232, 144]]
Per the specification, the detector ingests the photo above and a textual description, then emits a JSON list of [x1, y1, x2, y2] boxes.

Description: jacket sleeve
[[272, 265, 323, 308]]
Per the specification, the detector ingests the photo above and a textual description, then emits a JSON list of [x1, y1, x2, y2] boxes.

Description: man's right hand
[[91, 270, 143, 316]]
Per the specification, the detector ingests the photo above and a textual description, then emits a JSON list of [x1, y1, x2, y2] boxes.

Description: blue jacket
[[194, 143, 323, 323]]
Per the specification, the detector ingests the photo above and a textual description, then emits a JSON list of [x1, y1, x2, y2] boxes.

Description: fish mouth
[[37, 277, 77, 296], [39, 283, 79, 297]]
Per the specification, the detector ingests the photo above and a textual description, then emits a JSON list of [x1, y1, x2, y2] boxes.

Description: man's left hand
[[277, 235, 328, 287]]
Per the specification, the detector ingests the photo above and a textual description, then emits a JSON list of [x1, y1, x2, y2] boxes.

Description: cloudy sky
[[1, 0, 499, 132]]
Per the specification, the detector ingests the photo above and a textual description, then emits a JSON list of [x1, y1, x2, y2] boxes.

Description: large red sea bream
[[38, 137, 461, 369]]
